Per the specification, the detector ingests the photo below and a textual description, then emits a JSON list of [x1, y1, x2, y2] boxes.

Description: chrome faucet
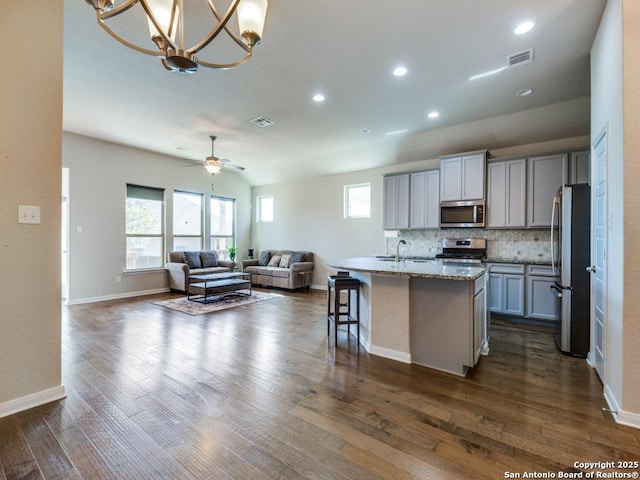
[[395, 239, 408, 263]]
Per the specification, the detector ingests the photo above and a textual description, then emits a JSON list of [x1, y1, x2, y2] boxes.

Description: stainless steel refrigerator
[[550, 184, 590, 357]]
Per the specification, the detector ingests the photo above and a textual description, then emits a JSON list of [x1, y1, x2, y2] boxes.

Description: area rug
[[153, 291, 282, 316]]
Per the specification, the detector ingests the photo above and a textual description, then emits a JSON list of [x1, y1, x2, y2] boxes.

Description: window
[[173, 191, 203, 251], [344, 183, 371, 218], [126, 184, 164, 270], [211, 195, 235, 258], [256, 195, 274, 222]]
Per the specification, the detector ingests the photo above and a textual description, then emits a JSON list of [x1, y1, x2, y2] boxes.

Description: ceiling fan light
[[238, 0, 268, 46], [204, 157, 223, 174]]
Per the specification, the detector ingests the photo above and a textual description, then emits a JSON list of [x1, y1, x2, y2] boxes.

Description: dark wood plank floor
[[1, 289, 638, 479]]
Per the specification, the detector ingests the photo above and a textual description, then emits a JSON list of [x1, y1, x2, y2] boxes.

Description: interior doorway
[[591, 125, 607, 382], [62, 167, 70, 302]]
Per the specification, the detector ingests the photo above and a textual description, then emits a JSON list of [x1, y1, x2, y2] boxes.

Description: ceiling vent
[[251, 116, 274, 127], [507, 48, 534, 68]]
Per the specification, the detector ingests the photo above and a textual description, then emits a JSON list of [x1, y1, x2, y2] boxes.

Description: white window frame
[[125, 184, 165, 271], [344, 183, 371, 218], [172, 190, 203, 252], [210, 195, 236, 259], [256, 194, 274, 223]]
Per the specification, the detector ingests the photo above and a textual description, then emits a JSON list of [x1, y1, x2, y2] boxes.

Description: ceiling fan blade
[[221, 158, 245, 170]]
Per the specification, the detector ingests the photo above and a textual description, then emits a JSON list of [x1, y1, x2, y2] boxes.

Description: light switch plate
[[18, 205, 41, 224]]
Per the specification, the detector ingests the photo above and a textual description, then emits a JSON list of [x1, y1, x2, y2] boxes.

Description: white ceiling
[[63, 0, 606, 186]]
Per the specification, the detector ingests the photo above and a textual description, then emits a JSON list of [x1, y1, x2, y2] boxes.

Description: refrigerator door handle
[[550, 194, 560, 274]]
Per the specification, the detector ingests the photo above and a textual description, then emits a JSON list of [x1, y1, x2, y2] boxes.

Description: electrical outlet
[[116, 275, 122, 284]]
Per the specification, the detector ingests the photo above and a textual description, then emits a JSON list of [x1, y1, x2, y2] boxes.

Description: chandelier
[[85, 0, 269, 73]]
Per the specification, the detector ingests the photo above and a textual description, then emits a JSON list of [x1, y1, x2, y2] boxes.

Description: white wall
[[621, 0, 640, 418], [251, 135, 589, 289], [0, 1, 65, 415], [63, 133, 253, 304], [590, 0, 640, 426]]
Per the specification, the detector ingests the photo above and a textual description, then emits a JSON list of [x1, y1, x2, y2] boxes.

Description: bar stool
[[327, 273, 360, 347]]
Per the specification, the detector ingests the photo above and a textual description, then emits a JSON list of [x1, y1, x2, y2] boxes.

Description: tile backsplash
[[387, 228, 552, 263]]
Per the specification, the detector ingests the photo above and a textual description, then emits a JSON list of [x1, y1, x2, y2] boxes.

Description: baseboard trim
[[0, 385, 66, 419], [603, 384, 640, 430], [67, 288, 170, 305], [369, 344, 411, 364]]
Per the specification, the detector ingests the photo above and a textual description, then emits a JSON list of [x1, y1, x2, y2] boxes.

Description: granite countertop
[[485, 258, 552, 266], [328, 257, 486, 281]]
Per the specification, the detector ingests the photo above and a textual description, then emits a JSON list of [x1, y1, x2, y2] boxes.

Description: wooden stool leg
[[334, 287, 340, 345], [356, 285, 360, 347], [326, 281, 331, 336]]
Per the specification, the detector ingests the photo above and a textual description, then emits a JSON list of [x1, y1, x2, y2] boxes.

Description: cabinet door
[[526, 276, 560, 321], [410, 171, 426, 229], [425, 170, 440, 228], [503, 274, 525, 316], [487, 162, 506, 228], [383, 174, 410, 229], [570, 150, 590, 184], [488, 272, 503, 313], [505, 159, 527, 227], [461, 153, 485, 200], [527, 154, 567, 227], [440, 157, 462, 201], [474, 286, 486, 363]]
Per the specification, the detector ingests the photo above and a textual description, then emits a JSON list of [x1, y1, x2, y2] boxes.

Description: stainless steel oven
[[440, 200, 485, 228]]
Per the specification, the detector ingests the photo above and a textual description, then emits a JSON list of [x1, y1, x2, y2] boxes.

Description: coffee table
[[187, 272, 252, 304]]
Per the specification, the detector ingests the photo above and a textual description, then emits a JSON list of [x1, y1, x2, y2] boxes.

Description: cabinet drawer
[[526, 265, 557, 277], [489, 263, 525, 275]]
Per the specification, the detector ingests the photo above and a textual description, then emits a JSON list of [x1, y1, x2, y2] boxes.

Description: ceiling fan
[[185, 135, 245, 175]]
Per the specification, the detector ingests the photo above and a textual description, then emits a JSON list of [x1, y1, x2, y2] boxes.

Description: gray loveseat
[[165, 250, 236, 292], [241, 250, 314, 290]]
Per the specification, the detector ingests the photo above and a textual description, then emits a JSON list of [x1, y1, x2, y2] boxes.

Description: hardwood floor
[[1, 289, 638, 479]]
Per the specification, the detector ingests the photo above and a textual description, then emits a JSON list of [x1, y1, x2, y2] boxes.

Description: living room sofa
[[241, 250, 314, 290], [165, 250, 236, 293]]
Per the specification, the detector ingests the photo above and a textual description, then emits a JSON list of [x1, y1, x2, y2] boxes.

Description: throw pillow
[[183, 251, 202, 269], [200, 250, 218, 268], [289, 251, 305, 264], [279, 254, 291, 268], [267, 255, 282, 267], [258, 250, 272, 266]]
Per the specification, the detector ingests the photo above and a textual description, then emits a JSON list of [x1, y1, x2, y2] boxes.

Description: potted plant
[[228, 245, 237, 262]]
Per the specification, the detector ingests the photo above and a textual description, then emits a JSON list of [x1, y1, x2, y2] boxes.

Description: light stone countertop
[[328, 257, 487, 281]]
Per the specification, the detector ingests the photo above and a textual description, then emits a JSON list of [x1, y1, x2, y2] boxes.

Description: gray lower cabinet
[[473, 274, 488, 363], [488, 263, 525, 317], [525, 265, 560, 321]]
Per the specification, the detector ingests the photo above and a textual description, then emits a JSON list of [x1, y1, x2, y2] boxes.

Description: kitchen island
[[327, 257, 489, 376]]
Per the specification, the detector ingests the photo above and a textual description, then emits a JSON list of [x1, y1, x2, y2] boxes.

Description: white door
[[61, 167, 70, 302], [591, 126, 607, 381]]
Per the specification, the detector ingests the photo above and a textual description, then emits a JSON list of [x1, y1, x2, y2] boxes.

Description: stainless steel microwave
[[440, 200, 485, 228]]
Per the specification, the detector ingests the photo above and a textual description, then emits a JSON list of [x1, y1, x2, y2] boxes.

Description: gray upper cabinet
[[487, 159, 526, 228], [383, 173, 410, 229], [570, 150, 590, 184], [526, 153, 567, 227], [440, 151, 486, 201], [410, 170, 440, 229]]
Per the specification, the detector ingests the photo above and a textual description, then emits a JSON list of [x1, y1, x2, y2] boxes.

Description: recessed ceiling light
[[427, 111, 440, 119], [312, 93, 325, 102], [514, 21, 535, 35], [360, 128, 372, 134], [516, 88, 534, 97], [469, 66, 507, 81], [393, 66, 408, 77]]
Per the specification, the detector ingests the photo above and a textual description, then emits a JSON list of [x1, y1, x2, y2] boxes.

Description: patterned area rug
[[153, 291, 282, 316]]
